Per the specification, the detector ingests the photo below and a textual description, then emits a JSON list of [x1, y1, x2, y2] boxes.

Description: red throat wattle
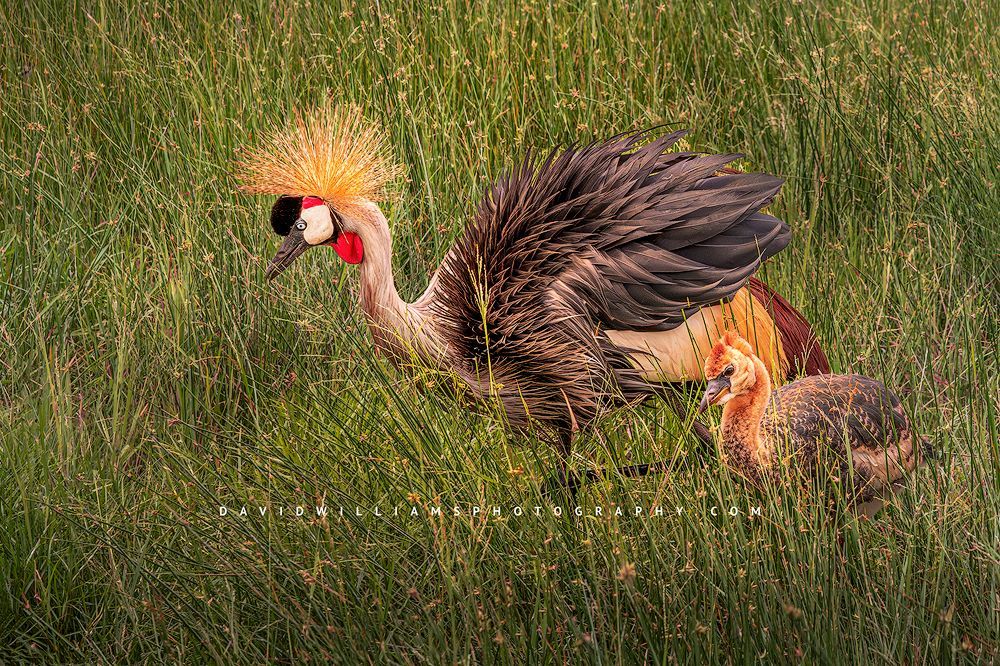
[[331, 232, 364, 264]]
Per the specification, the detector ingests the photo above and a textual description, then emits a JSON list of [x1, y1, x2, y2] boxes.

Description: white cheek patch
[[301, 205, 334, 245]]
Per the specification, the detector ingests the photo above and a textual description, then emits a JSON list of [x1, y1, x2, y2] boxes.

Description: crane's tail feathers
[[747, 278, 830, 377]]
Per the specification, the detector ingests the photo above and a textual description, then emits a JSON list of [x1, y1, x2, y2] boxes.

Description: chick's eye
[[295, 221, 307, 231], [724, 365, 735, 377]]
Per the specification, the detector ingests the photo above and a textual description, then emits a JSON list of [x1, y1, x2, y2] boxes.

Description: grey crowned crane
[[239, 106, 829, 490]]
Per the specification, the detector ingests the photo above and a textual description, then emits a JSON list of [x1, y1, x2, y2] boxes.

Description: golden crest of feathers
[[237, 105, 398, 208]]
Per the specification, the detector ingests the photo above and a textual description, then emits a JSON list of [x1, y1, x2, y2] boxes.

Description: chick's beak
[[697, 376, 731, 414], [265, 227, 309, 281]]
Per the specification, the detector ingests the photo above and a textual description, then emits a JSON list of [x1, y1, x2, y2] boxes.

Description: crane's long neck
[[351, 203, 441, 362], [719, 357, 774, 478]]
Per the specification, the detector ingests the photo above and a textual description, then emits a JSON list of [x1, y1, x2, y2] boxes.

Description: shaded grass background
[[1, 0, 998, 662]]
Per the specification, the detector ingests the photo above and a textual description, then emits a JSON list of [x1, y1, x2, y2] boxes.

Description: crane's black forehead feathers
[[270, 195, 303, 236]]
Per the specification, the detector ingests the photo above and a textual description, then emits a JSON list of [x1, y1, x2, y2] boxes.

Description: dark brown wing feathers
[[430, 130, 797, 434]]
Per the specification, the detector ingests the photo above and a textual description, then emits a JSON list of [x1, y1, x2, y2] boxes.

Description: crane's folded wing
[[432, 129, 791, 338]]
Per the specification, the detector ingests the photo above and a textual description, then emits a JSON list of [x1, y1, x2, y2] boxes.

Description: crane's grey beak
[[697, 376, 731, 414], [265, 227, 309, 281]]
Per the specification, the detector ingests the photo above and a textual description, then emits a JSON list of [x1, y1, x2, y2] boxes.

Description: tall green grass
[[2, 0, 997, 662]]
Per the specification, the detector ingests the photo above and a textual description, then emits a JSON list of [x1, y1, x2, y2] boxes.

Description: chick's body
[[762, 374, 921, 508], [701, 333, 926, 516]]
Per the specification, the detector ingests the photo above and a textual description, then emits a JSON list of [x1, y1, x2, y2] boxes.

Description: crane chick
[[698, 332, 927, 516]]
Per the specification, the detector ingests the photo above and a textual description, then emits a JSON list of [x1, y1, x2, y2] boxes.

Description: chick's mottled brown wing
[[767, 375, 910, 449], [765, 374, 919, 500]]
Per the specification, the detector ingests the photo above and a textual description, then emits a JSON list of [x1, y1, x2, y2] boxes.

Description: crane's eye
[[723, 365, 735, 377], [295, 220, 307, 231]]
